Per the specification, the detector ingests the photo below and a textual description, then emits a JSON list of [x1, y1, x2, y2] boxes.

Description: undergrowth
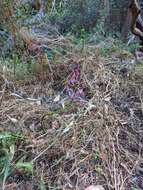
[[0, 34, 143, 189], [0, 132, 33, 190]]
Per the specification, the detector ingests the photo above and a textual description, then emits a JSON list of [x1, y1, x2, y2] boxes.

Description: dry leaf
[[7, 115, 18, 124], [85, 185, 105, 190], [54, 94, 60, 102]]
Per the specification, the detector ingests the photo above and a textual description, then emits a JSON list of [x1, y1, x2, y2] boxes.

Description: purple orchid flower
[[65, 65, 84, 100]]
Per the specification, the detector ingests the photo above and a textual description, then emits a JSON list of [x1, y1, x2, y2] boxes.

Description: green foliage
[[96, 38, 122, 57], [0, 132, 33, 188], [16, 162, 33, 173], [39, 176, 46, 190], [127, 43, 140, 54], [0, 56, 34, 80], [0, 133, 20, 185]]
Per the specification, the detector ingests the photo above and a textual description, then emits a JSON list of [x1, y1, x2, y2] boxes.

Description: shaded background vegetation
[[0, 0, 134, 59], [0, 0, 131, 37]]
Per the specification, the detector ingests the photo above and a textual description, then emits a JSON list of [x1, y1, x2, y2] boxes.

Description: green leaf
[[16, 162, 33, 173], [39, 176, 46, 190]]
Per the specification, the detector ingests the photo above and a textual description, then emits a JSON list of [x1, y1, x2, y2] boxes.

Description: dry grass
[[0, 39, 143, 190]]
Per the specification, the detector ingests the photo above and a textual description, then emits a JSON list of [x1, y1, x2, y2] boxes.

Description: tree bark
[[129, 0, 143, 44]]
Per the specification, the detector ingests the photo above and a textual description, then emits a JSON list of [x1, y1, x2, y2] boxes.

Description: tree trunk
[[129, 0, 143, 43]]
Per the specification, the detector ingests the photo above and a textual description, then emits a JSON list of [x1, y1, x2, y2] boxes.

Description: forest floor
[[0, 37, 143, 190]]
